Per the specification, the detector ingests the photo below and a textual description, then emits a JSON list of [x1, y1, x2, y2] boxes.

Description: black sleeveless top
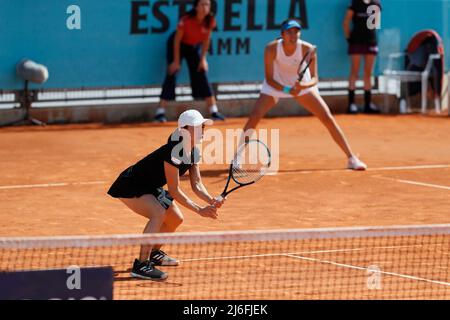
[[107, 130, 200, 198]]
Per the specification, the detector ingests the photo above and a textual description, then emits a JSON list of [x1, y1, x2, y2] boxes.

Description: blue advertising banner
[[0, 267, 113, 300], [0, 0, 448, 89]]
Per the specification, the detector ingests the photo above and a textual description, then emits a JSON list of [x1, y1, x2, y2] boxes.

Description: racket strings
[[231, 165, 265, 185], [231, 142, 270, 185]]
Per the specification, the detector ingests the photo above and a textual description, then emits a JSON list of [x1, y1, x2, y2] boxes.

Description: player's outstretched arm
[[164, 162, 218, 218], [189, 164, 224, 208]]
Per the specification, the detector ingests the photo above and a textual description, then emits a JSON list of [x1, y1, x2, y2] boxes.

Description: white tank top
[[269, 39, 312, 87]]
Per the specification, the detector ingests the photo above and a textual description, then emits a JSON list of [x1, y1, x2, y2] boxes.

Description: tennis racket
[[215, 140, 271, 202], [298, 45, 317, 81]]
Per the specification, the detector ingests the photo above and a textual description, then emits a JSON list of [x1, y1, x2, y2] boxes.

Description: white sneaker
[[150, 249, 179, 266], [347, 156, 367, 171], [347, 103, 359, 114]]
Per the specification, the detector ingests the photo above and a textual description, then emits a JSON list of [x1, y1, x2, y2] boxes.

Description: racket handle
[[212, 195, 224, 209]]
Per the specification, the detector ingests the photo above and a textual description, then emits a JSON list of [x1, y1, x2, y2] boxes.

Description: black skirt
[[108, 167, 159, 199], [348, 43, 378, 55]]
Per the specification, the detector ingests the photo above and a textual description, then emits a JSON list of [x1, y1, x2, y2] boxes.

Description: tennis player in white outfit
[[244, 19, 367, 170]]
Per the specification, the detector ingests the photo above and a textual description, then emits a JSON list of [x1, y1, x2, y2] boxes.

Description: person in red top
[[155, 0, 225, 122]]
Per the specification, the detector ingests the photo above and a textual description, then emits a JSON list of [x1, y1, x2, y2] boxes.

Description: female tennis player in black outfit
[[108, 109, 224, 281]]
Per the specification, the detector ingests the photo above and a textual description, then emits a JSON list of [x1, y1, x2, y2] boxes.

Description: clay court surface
[[0, 114, 449, 299]]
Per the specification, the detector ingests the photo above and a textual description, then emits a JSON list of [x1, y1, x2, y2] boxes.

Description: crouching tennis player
[[108, 109, 224, 281]]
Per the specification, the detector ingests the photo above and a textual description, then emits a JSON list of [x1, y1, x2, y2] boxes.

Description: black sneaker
[[130, 259, 168, 281], [150, 249, 179, 266], [211, 112, 226, 121], [153, 113, 168, 123], [364, 103, 381, 114]]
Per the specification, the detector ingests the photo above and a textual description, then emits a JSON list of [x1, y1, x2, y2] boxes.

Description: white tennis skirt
[[260, 80, 318, 101]]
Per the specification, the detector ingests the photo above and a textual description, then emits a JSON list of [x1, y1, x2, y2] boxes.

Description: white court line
[[179, 244, 450, 288], [285, 253, 450, 288], [368, 164, 450, 172], [180, 244, 427, 263], [0, 164, 448, 190], [374, 176, 450, 191], [267, 164, 450, 175], [0, 181, 106, 190], [73, 181, 107, 186]]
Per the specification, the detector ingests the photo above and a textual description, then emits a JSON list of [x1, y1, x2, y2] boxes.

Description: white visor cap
[[178, 109, 213, 128]]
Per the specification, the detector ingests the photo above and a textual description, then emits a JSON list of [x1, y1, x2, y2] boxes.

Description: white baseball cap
[[178, 109, 213, 128]]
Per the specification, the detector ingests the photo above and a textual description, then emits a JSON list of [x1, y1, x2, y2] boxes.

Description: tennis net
[[1, 224, 449, 300]]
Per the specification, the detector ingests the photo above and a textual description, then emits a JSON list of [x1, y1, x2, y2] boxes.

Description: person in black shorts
[[108, 109, 224, 281], [343, 0, 382, 114]]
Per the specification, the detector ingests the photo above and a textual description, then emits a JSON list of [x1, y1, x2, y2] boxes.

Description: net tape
[[1, 224, 450, 249]]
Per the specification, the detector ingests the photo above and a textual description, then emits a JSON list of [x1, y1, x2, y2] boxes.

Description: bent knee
[[166, 210, 184, 228], [171, 214, 184, 227], [173, 214, 184, 227]]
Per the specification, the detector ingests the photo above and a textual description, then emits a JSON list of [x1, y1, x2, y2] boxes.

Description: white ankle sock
[[209, 105, 218, 113], [155, 108, 165, 116]]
